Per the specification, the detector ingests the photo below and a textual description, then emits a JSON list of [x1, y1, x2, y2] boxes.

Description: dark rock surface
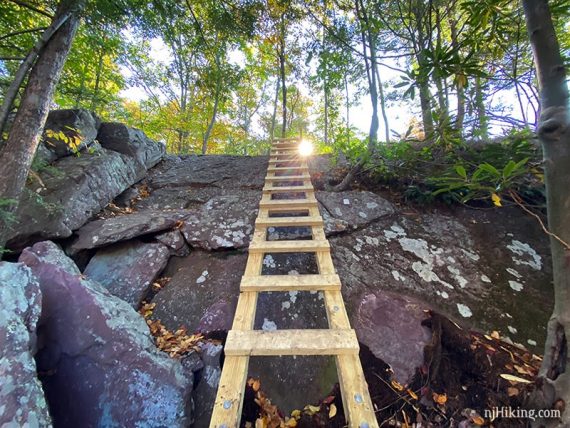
[[352, 291, 431, 383], [84, 240, 170, 308], [42, 109, 100, 158], [19, 241, 193, 428], [0, 262, 51, 427], [68, 209, 190, 253], [98, 122, 165, 171], [151, 250, 246, 332], [156, 229, 190, 256], [192, 341, 224, 428]]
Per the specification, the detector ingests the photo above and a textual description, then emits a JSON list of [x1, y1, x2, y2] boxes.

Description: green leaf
[[455, 165, 467, 179]]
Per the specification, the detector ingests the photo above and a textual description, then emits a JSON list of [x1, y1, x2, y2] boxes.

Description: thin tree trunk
[[90, 45, 105, 111], [270, 75, 280, 141], [474, 77, 488, 140], [375, 66, 390, 142], [344, 72, 350, 145], [0, 0, 85, 251], [0, 11, 71, 135], [202, 74, 221, 155], [522, 2, 570, 426]]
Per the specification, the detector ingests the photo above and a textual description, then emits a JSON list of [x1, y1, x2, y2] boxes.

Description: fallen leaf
[[407, 389, 418, 400], [471, 415, 485, 426], [303, 405, 320, 416], [290, 410, 301, 419], [491, 193, 502, 207], [491, 330, 500, 339], [329, 404, 337, 418], [432, 392, 447, 405], [285, 418, 297, 427], [253, 379, 261, 392], [507, 387, 519, 397], [500, 373, 532, 383], [391, 379, 405, 392]]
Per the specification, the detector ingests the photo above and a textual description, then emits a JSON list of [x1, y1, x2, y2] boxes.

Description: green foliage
[[0, 198, 17, 228]]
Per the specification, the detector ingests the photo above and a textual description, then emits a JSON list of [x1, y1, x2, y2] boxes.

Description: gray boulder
[[7, 147, 143, 251], [68, 209, 191, 254], [156, 229, 190, 256], [180, 192, 259, 250], [98, 122, 165, 170], [19, 241, 193, 428], [84, 240, 171, 308], [0, 262, 52, 428], [42, 109, 100, 158]]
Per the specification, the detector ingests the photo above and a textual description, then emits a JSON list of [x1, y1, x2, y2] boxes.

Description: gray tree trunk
[[0, 0, 85, 251], [522, 1, 570, 426]]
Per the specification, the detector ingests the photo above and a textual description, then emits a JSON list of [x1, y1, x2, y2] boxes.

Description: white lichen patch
[[436, 290, 449, 299], [461, 249, 480, 261], [506, 268, 522, 278], [383, 224, 406, 241], [447, 266, 468, 288], [391, 270, 405, 282], [457, 303, 473, 318], [343, 198, 350, 205], [509, 280, 524, 292], [196, 270, 209, 284], [334, 207, 342, 216], [262, 318, 277, 331], [358, 211, 368, 218], [507, 240, 542, 270], [288, 291, 298, 304], [366, 202, 379, 209], [263, 255, 276, 268], [481, 275, 492, 283], [527, 339, 537, 346], [365, 236, 379, 246], [281, 301, 291, 311], [508, 326, 518, 334]]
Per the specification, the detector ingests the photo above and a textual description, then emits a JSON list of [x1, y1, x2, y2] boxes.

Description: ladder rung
[[249, 239, 329, 253], [265, 174, 310, 181], [255, 215, 322, 227], [224, 329, 359, 356], [263, 185, 313, 193], [241, 274, 341, 292], [267, 166, 309, 172], [259, 198, 317, 209], [268, 160, 302, 165]]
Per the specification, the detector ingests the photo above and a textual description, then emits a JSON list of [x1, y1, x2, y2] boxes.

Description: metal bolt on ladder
[[210, 137, 378, 428]]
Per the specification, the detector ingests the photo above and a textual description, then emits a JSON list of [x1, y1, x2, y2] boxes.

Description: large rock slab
[[84, 240, 170, 308], [0, 262, 52, 428], [180, 192, 260, 250], [19, 241, 193, 427], [353, 291, 431, 383], [151, 250, 246, 332], [97, 122, 165, 170], [42, 109, 100, 158], [7, 147, 143, 250], [331, 208, 553, 352], [68, 209, 191, 253], [146, 155, 268, 191], [316, 190, 396, 234]]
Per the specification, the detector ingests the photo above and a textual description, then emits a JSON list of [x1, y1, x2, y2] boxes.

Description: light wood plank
[[240, 274, 341, 292], [336, 354, 379, 428], [262, 185, 313, 193], [265, 174, 310, 182], [324, 290, 351, 330], [249, 239, 330, 253], [267, 166, 309, 172], [224, 329, 359, 356], [209, 356, 249, 428], [259, 198, 318, 209], [255, 216, 323, 227]]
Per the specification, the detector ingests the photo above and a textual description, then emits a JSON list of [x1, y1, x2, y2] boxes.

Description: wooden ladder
[[210, 137, 378, 428]]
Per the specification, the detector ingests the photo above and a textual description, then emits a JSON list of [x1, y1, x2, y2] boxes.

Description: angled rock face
[[68, 209, 191, 253], [19, 241, 193, 428], [42, 109, 100, 158], [180, 192, 259, 250], [84, 240, 170, 308], [7, 147, 143, 251], [98, 122, 166, 171], [156, 229, 190, 256], [0, 262, 51, 428]]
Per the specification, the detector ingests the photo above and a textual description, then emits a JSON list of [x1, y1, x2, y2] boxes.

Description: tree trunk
[[375, 66, 390, 143], [0, 0, 84, 251], [474, 77, 489, 140], [270, 75, 280, 141], [0, 10, 71, 136], [202, 77, 220, 155], [522, 2, 570, 425], [90, 45, 105, 111], [418, 77, 434, 137]]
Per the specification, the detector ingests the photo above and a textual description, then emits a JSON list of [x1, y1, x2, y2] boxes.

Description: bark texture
[[0, 0, 85, 250], [522, 1, 570, 425]]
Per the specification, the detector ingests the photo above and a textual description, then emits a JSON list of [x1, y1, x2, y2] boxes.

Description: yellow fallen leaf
[[391, 379, 405, 392], [290, 410, 301, 419], [303, 405, 320, 416], [432, 392, 447, 405], [491, 330, 500, 339], [491, 193, 502, 207], [252, 379, 261, 392], [471, 415, 485, 426], [329, 403, 337, 418], [255, 418, 266, 428], [500, 373, 532, 383], [285, 418, 297, 427], [407, 389, 418, 400]]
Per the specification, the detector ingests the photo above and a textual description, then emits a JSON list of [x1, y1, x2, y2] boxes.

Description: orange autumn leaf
[[432, 392, 447, 405]]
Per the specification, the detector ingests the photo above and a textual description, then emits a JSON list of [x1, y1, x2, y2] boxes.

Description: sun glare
[[298, 139, 313, 157]]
